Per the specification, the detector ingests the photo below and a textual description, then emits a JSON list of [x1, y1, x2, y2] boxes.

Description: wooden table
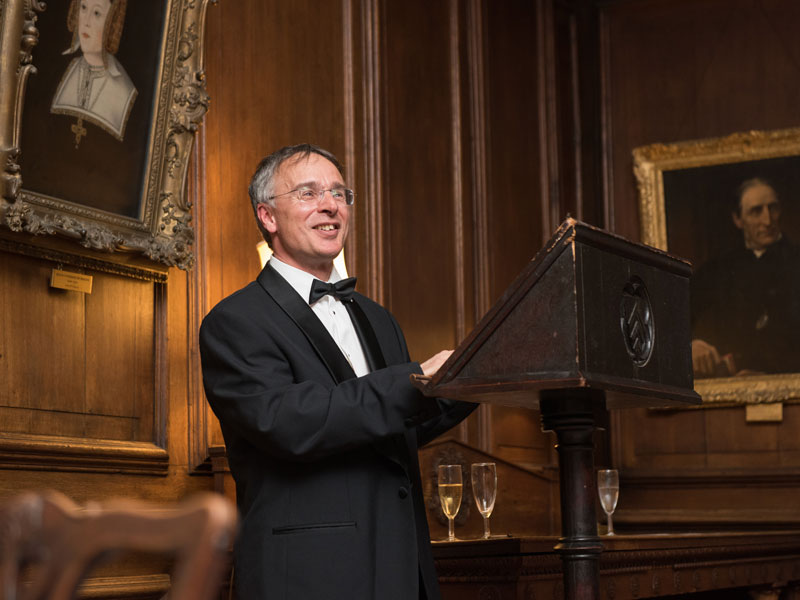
[[433, 532, 800, 600]]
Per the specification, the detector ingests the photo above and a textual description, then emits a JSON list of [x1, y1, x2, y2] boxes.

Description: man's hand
[[420, 350, 454, 377], [691, 339, 735, 377], [692, 339, 720, 377]]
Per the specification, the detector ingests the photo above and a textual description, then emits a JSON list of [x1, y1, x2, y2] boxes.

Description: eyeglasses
[[268, 186, 355, 206]]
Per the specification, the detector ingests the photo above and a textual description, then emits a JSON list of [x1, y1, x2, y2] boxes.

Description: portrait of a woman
[[50, 0, 137, 142]]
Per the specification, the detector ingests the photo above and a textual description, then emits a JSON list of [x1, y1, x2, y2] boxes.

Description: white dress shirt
[[269, 257, 370, 377]]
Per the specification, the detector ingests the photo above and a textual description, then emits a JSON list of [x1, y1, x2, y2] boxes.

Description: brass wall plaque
[[50, 269, 92, 293], [745, 403, 783, 423]]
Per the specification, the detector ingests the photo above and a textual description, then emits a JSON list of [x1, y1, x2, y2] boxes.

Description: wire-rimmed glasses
[[268, 186, 355, 206]]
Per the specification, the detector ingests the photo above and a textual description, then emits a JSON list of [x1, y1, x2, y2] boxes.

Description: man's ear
[[257, 204, 278, 235], [732, 210, 743, 230]]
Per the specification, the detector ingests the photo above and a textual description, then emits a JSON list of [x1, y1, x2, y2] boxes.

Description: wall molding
[[187, 120, 212, 472], [466, 0, 493, 453], [623, 468, 800, 488], [0, 433, 168, 475], [359, 0, 386, 305]]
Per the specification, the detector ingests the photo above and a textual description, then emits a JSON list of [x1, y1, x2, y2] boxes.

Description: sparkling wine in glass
[[597, 469, 619, 535], [471, 462, 497, 539], [438, 464, 462, 541]]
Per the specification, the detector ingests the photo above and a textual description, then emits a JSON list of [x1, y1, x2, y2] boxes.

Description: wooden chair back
[[0, 490, 237, 600]]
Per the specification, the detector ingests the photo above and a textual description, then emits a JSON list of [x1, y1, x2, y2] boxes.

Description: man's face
[[257, 153, 350, 279], [732, 183, 781, 251]]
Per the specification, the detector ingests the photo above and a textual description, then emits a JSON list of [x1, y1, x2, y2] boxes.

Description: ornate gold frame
[[633, 127, 800, 405], [0, 0, 215, 275]]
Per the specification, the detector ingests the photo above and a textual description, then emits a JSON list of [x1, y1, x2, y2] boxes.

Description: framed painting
[[634, 127, 800, 405], [0, 0, 215, 277]]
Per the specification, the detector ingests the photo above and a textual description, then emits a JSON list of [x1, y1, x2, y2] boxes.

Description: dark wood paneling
[[484, 0, 546, 297], [492, 407, 556, 467], [0, 251, 160, 449], [552, 4, 580, 223], [1, 254, 85, 430], [380, 0, 459, 361], [482, 0, 556, 465], [84, 273, 156, 442], [620, 403, 800, 473], [202, 0, 350, 311]]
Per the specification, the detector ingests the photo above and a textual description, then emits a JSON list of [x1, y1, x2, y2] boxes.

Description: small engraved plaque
[[619, 276, 654, 367], [746, 402, 783, 423], [50, 269, 93, 294]]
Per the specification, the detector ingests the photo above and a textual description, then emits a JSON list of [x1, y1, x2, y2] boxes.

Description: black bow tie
[[309, 277, 357, 304]]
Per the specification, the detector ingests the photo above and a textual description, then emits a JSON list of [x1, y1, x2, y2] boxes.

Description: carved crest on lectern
[[620, 276, 655, 367]]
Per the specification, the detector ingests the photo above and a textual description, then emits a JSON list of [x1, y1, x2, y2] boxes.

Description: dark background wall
[[598, 0, 800, 530], [2, 0, 799, 594]]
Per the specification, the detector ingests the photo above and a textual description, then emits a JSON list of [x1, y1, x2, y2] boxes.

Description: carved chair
[[0, 490, 237, 600]]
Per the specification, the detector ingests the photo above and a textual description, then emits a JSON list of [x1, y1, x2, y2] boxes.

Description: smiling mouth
[[315, 224, 338, 231]]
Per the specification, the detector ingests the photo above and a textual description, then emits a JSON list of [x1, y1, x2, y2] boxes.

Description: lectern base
[[540, 389, 605, 600]]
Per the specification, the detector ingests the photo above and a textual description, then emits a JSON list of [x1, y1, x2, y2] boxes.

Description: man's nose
[[762, 206, 780, 226], [317, 190, 338, 212], [767, 205, 781, 225]]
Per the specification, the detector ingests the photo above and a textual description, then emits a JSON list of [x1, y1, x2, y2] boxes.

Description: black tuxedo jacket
[[199, 264, 476, 600]]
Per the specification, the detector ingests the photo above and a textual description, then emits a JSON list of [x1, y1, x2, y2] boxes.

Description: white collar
[[747, 233, 782, 259], [104, 53, 123, 78], [269, 257, 344, 303]]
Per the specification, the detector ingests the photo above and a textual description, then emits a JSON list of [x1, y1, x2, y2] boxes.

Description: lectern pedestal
[[413, 219, 700, 600], [538, 390, 603, 600]]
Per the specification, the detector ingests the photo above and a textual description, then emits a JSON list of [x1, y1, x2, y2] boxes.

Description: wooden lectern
[[413, 218, 701, 600]]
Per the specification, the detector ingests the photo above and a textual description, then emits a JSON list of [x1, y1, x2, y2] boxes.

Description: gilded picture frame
[[0, 0, 215, 277], [634, 127, 800, 405]]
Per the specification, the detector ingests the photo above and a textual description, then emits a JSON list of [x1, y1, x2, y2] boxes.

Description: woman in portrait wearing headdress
[[51, 0, 137, 142]]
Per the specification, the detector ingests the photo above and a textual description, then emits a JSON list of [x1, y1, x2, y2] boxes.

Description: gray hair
[[733, 177, 777, 216], [249, 144, 345, 245]]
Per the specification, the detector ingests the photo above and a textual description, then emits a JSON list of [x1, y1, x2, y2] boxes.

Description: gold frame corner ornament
[[633, 126, 800, 407], [0, 0, 218, 273]]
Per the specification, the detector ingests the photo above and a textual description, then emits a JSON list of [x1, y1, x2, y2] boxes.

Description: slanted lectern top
[[412, 217, 701, 410]]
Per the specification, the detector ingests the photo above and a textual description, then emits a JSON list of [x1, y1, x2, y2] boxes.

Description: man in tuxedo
[[199, 144, 476, 600]]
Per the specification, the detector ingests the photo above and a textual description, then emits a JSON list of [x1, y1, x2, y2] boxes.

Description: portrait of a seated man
[[691, 177, 800, 377]]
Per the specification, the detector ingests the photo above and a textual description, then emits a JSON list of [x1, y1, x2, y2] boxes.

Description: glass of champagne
[[597, 469, 619, 536], [471, 462, 497, 539], [438, 464, 463, 541]]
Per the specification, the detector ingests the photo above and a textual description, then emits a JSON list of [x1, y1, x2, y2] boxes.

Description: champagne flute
[[471, 462, 497, 539], [597, 469, 619, 536], [438, 464, 463, 541]]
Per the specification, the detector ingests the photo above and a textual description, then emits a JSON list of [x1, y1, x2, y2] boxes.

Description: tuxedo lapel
[[259, 264, 408, 473], [348, 296, 410, 475], [345, 299, 387, 371], [257, 264, 356, 384]]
